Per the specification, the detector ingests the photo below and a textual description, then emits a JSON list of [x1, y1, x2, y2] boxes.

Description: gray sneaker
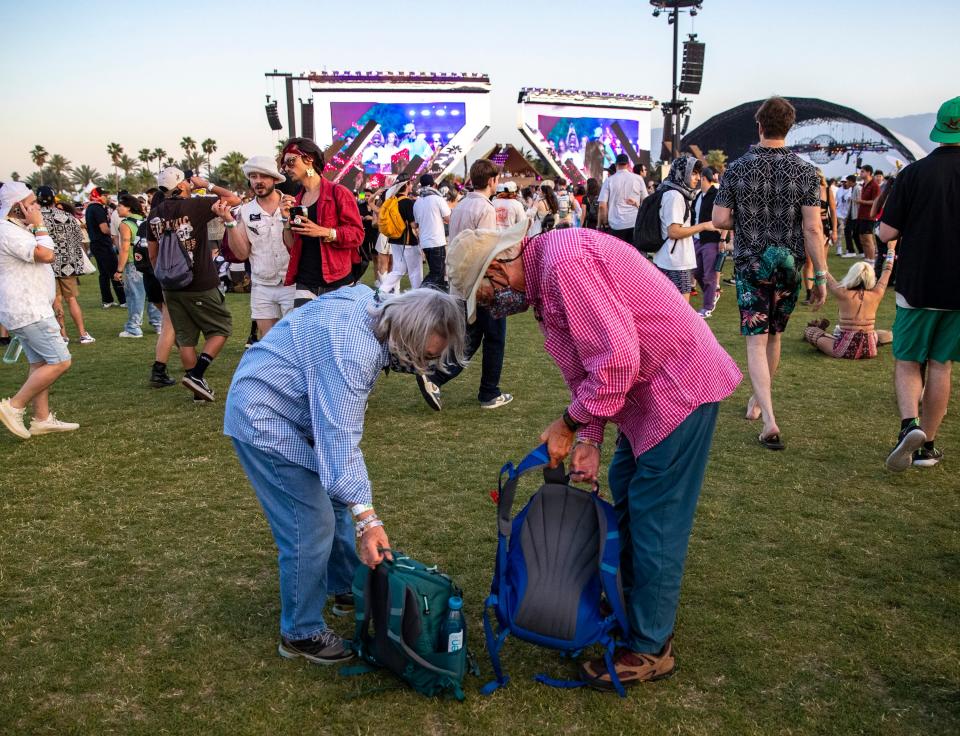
[[480, 393, 514, 410], [278, 629, 353, 665]]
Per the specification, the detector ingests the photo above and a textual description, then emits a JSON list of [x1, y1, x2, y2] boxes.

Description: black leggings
[[91, 249, 126, 305]]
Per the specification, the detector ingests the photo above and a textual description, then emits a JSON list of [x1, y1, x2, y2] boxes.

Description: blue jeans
[[122, 263, 162, 334], [430, 305, 506, 402], [607, 402, 719, 653], [232, 439, 361, 640]]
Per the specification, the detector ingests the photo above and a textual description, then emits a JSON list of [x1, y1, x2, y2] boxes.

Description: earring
[[306, 167, 315, 178]]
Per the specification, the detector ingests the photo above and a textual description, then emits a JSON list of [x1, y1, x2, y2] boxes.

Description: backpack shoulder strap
[[593, 495, 631, 639], [496, 444, 565, 537]]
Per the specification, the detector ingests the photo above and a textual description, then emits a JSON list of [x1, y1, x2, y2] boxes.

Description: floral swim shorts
[[735, 246, 802, 336]]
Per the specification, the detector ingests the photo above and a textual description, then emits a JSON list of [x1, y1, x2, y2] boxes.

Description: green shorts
[[892, 307, 960, 364], [163, 286, 233, 348]]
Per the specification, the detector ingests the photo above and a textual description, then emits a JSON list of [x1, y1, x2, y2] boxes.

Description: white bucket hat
[[446, 218, 530, 322], [0, 181, 32, 219], [242, 155, 285, 183]]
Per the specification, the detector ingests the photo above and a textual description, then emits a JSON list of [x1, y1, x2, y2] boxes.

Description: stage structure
[[517, 88, 658, 184], [293, 71, 492, 184], [682, 97, 919, 167]]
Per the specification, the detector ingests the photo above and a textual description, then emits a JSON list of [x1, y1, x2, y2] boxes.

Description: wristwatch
[[562, 409, 583, 432]]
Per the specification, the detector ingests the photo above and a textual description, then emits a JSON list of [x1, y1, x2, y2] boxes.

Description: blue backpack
[[481, 444, 631, 697]]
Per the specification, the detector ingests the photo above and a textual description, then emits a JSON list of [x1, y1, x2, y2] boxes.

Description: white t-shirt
[[237, 199, 289, 285], [109, 208, 121, 243], [494, 197, 527, 230], [835, 186, 852, 220], [413, 192, 451, 249], [598, 169, 647, 230], [0, 221, 56, 330], [653, 189, 695, 271]]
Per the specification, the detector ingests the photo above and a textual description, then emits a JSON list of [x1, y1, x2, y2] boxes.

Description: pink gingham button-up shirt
[[522, 228, 742, 456]]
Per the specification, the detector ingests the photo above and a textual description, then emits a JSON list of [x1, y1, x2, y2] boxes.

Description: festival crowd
[[1, 95, 957, 688]]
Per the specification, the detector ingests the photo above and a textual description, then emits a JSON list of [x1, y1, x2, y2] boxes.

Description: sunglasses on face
[[281, 157, 300, 169]]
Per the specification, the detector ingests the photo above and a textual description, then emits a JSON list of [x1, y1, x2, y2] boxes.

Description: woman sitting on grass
[[803, 257, 894, 359]]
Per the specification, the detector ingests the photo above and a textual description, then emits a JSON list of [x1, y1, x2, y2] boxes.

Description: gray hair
[[370, 288, 467, 373], [838, 260, 877, 291]]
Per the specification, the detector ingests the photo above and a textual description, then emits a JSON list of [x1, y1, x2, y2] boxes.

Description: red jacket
[[285, 178, 364, 286]]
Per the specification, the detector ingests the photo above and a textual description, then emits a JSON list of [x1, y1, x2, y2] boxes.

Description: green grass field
[[1, 255, 958, 735]]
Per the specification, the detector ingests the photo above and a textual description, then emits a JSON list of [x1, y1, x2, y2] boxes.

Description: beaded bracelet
[[224, 221, 237, 229]]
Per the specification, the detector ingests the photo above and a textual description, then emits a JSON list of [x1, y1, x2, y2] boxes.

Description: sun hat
[[242, 155, 285, 183], [446, 218, 529, 322], [930, 96, 960, 144], [158, 166, 185, 192], [0, 181, 32, 218]]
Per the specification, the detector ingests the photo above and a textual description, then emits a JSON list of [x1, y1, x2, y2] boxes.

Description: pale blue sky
[[1, 0, 953, 177]]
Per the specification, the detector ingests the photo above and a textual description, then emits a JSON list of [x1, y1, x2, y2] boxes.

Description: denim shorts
[[12, 315, 71, 365]]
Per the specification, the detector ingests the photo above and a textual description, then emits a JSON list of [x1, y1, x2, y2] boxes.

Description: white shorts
[[375, 233, 391, 255], [250, 282, 295, 320]]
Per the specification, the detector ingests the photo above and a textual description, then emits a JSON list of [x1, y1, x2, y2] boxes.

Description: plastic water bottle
[[2, 336, 22, 364], [439, 596, 465, 653]]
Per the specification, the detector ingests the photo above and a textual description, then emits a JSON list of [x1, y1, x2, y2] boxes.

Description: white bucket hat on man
[[0, 181, 32, 219], [446, 218, 529, 322], [242, 155, 285, 183]]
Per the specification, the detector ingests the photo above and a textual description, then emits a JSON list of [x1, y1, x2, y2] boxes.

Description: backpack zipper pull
[[423, 595, 430, 615]]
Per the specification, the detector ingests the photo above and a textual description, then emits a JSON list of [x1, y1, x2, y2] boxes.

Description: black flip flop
[[758, 433, 785, 451]]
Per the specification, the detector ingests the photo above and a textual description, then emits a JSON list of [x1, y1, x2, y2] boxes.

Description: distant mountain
[[875, 113, 936, 154]]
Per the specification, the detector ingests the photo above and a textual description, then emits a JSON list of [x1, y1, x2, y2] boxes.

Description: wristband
[[357, 519, 384, 538], [350, 503, 374, 518], [224, 221, 237, 229], [562, 409, 583, 432], [575, 437, 602, 450]]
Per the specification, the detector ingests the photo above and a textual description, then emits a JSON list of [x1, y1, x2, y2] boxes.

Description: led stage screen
[[330, 101, 467, 174], [537, 115, 641, 180]]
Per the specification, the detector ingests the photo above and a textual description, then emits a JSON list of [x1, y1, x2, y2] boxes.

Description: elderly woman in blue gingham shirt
[[224, 284, 465, 665]]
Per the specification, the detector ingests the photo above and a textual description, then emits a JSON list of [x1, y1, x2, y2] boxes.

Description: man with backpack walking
[[445, 220, 742, 689], [597, 154, 647, 242], [415, 159, 514, 411], [147, 167, 241, 402]]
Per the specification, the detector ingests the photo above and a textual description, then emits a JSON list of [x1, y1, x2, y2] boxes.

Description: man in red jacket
[[279, 138, 364, 308]]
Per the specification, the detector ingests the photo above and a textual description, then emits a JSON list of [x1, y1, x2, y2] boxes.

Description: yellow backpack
[[378, 196, 408, 239]]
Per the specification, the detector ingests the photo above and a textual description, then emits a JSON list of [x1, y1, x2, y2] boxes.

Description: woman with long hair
[[526, 183, 559, 236], [802, 258, 894, 359], [115, 194, 150, 338]]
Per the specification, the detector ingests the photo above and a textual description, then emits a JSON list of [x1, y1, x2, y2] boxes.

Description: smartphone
[[291, 206, 308, 226]]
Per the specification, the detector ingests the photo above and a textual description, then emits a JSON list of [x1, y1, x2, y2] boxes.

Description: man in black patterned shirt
[[713, 97, 826, 451]]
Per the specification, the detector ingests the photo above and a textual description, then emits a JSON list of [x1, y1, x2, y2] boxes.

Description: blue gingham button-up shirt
[[224, 285, 389, 505]]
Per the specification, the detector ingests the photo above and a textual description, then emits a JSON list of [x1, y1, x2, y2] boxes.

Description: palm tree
[[46, 154, 72, 193], [138, 148, 152, 167], [106, 142, 124, 191], [29, 145, 48, 185], [117, 154, 137, 178], [214, 151, 247, 192], [201, 138, 217, 177], [152, 148, 167, 175], [25, 172, 43, 189], [180, 137, 196, 157], [71, 165, 101, 190]]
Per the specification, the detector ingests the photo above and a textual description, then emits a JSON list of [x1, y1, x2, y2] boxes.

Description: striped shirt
[[521, 229, 742, 456], [223, 286, 388, 504]]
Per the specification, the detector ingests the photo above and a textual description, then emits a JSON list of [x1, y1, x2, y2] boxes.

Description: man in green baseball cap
[[877, 95, 960, 472], [930, 96, 960, 143]]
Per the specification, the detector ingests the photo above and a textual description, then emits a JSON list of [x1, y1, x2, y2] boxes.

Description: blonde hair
[[370, 288, 467, 373], [838, 261, 877, 291]]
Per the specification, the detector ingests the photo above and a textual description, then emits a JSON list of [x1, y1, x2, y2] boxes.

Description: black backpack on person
[[632, 188, 689, 253], [133, 220, 153, 274]]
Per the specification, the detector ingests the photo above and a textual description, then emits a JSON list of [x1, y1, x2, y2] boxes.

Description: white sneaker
[[698, 309, 713, 319], [480, 393, 514, 410], [79, 333, 96, 344], [102, 302, 119, 309], [0, 398, 31, 439], [118, 331, 144, 339], [841, 253, 858, 258], [835, 246, 844, 256], [29, 412, 80, 435]]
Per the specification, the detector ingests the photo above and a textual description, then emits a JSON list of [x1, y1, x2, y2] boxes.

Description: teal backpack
[[348, 553, 477, 699]]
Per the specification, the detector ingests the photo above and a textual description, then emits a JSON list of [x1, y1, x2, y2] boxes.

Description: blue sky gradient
[[1, 0, 953, 176]]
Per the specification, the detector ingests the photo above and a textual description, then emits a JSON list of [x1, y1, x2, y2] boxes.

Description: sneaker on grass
[[331, 593, 355, 617], [181, 374, 215, 401], [29, 413, 79, 435], [885, 423, 926, 472], [149, 365, 175, 388], [416, 374, 442, 411], [278, 629, 352, 665], [118, 330, 143, 339], [79, 333, 96, 344], [913, 445, 943, 468], [580, 636, 676, 690], [480, 393, 513, 410], [0, 398, 31, 439]]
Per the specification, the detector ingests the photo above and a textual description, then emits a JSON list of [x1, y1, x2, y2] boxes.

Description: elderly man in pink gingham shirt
[[446, 220, 742, 690]]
